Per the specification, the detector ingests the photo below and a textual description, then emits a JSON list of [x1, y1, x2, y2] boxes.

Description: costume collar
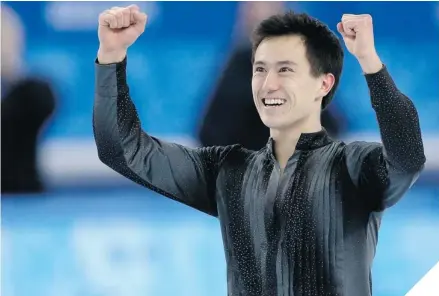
[[266, 128, 333, 153]]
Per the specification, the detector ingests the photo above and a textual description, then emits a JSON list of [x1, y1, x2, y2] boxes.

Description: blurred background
[[1, 1, 438, 296]]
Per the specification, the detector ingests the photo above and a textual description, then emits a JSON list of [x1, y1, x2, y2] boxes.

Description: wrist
[[357, 53, 383, 74], [97, 48, 127, 64]]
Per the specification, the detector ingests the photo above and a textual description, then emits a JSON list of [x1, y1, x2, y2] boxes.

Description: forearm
[[93, 57, 133, 167], [365, 66, 426, 172]]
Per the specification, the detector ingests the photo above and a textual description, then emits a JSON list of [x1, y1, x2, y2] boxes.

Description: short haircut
[[252, 11, 344, 109]]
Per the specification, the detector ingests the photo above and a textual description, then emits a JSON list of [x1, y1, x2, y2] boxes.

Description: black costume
[[93, 57, 425, 296]]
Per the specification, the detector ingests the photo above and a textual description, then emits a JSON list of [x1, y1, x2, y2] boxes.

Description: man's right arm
[[93, 57, 234, 216]]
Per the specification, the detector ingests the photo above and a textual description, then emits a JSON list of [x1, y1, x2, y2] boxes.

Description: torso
[[215, 142, 373, 296]]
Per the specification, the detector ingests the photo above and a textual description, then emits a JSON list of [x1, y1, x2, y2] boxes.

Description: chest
[[216, 150, 348, 231]]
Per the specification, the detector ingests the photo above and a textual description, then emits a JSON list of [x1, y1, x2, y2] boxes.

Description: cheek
[[252, 75, 262, 88], [281, 78, 299, 101], [305, 78, 323, 96], [285, 78, 316, 101], [251, 78, 262, 101]]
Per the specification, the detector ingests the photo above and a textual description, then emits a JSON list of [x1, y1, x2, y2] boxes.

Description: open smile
[[262, 98, 287, 107]]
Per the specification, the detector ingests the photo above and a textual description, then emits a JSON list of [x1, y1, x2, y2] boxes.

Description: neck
[[270, 115, 322, 171]]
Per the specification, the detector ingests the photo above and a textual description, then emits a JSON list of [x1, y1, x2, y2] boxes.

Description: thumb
[[336, 22, 347, 38], [132, 11, 147, 32], [337, 22, 354, 41], [128, 4, 140, 13]]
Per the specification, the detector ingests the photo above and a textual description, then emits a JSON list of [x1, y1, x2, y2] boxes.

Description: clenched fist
[[97, 5, 147, 64], [337, 14, 382, 73], [337, 14, 376, 59]]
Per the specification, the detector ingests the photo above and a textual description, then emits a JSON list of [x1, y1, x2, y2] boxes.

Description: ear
[[318, 73, 335, 98]]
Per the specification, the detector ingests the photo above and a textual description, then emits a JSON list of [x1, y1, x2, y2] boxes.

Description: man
[[94, 5, 425, 296], [2, 4, 56, 194], [198, 1, 345, 151]]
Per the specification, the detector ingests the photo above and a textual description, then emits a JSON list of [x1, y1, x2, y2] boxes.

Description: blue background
[[5, 1, 439, 138], [2, 2, 439, 296]]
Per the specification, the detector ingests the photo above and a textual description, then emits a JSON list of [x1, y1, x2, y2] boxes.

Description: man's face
[[251, 35, 334, 131]]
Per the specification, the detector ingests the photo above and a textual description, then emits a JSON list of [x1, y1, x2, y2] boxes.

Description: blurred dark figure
[[199, 2, 345, 151], [1, 5, 56, 194]]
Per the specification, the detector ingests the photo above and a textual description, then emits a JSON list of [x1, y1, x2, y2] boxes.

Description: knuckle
[[106, 10, 116, 17], [101, 9, 111, 16], [122, 9, 131, 17]]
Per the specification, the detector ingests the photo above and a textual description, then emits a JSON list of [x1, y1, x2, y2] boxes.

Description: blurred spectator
[[198, 2, 346, 151], [1, 4, 56, 194]]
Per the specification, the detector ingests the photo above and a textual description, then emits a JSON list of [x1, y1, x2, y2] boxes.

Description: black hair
[[252, 11, 344, 109]]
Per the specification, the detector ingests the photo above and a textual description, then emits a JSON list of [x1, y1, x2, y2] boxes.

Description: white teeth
[[263, 98, 286, 106]]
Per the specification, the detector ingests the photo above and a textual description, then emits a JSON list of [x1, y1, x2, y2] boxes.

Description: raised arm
[[337, 14, 426, 211], [93, 6, 234, 216], [345, 66, 425, 211]]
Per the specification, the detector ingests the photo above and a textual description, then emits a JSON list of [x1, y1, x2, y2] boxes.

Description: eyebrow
[[253, 60, 297, 66]]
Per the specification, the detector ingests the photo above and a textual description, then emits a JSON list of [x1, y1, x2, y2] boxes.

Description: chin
[[260, 114, 292, 130]]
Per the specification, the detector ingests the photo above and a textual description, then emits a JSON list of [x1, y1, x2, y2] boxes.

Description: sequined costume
[[93, 57, 425, 296]]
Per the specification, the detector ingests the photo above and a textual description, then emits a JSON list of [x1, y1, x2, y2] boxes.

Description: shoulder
[[343, 140, 383, 158], [195, 143, 252, 165], [213, 144, 268, 169], [225, 144, 262, 161], [313, 140, 384, 167], [7, 77, 54, 97]]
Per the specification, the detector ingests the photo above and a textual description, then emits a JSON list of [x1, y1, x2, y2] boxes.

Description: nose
[[262, 70, 280, 92]]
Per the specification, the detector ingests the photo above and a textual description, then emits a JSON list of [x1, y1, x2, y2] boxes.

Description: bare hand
[[97, 5, 147, 63], [337, 14, 382, 73]]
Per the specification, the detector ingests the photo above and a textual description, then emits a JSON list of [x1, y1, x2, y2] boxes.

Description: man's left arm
[[346, 63, 426, 211], [339, 14, 426, 211]]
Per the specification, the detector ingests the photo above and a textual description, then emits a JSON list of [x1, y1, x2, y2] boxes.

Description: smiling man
[[93, 6, 426, 296]]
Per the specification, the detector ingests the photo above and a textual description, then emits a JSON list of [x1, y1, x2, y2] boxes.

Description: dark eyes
[[254, 67, 294, 73], [279, 67, 293, 73]]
